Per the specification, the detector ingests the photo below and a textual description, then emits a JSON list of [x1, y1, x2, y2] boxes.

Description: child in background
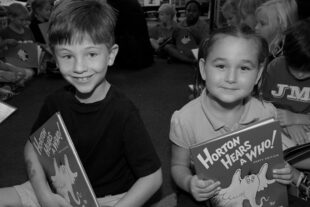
[[169, 25, 310, 206], [0, 3, 35, 42], [0, 0, 162, 206], [163, 0, 209, 64], [255, 0, 298, 59], [261, 18, 310, 146], [239, 0, 266, 29], [149, 3, 178, 56], [221, 0, 241, 27], [29, 0, 52, 44]]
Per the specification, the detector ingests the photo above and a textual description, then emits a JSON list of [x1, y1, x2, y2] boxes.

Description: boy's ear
[[255, 62, 265, 84], [108, 44, 119, 66], [199, 58, 207, 81]]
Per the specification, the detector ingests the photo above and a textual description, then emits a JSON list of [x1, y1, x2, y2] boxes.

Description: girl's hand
[[286, 125, 309, 145], [189, 175, 221, 202], [277, 109, 299, 126], [41, 193, 72, 207], [273, 163, 299, 185]]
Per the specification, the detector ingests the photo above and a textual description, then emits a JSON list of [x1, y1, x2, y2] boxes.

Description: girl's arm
[[171, 143, 220, 202], [24, 141, 71, 207], [114, 168, 162, 207]]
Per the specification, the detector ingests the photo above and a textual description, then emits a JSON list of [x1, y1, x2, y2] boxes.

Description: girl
[[255, 0, 298, 59], [169, 25, 310, 206]]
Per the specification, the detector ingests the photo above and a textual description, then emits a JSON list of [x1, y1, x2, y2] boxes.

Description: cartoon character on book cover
[[191, 120, 288, 207]]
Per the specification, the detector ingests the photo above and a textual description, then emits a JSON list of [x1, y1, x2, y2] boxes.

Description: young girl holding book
[[169, 25, 310, 206]]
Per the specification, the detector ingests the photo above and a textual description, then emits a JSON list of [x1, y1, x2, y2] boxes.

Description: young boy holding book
[[169, 25, 310, 206], [0, 0, 162, 206]]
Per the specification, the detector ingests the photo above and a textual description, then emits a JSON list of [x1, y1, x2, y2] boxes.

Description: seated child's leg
[[176, 189, 206, 207], [0, 181, 40, 207], [0, 186, 22, 207]]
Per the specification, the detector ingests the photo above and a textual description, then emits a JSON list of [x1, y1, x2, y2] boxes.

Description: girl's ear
[[108, 44, 119, 66], [255, 62, 265, 84], [199, 58, 207, 81]]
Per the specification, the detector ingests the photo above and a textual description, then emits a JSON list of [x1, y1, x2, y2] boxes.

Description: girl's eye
[[240, 66, 251, 71], [215, 64, 225, 69]]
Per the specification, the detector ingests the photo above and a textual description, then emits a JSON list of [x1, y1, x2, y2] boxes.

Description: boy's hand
[[286, 125, 309, 145], [189, 175, 221, 202], [273, 163, 299, 185], [41, 193, 72, 207]]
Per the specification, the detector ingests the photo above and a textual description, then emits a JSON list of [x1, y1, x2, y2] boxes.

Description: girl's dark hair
[[198, 24, 269, 98], [283, 18, 310, 71], [199, 24, 269, 64], [48, 0, 117, 50]]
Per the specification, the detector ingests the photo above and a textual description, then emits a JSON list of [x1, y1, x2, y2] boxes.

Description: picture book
[[5, 42, 40, 69], [190, 118, 288, 207], [284, 142, 310, 165], [0, 101, 16, 124], [29, 112, 99, 207]]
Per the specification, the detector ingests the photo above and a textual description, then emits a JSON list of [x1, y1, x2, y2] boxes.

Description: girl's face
[[255, 9, 279, 44], [199, 35, 263, 107], [54, 35, 118, 103], [158, 11, 172, 24]]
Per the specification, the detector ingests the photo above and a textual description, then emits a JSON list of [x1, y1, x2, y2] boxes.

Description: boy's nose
[[74, 58, 87, 73]]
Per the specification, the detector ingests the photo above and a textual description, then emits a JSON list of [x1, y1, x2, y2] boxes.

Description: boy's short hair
[[48, 0, 117, 50], [7, 3, 29, 18], [284, 17, 310, 70], [158, 3, 175, 18]]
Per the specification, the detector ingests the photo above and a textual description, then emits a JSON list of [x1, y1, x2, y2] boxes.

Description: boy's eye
[[61, 54, 72, 59], [88, 52, 98, 58]]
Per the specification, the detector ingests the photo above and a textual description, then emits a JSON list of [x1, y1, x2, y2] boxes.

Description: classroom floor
[[0, 57, 195, 206]]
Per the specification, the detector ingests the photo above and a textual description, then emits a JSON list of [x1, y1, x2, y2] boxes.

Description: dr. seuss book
[[190, 118, 288, 207], [5, 42, 40, 69], [29, 112, 99, 207], [0, 101, 16, 124]]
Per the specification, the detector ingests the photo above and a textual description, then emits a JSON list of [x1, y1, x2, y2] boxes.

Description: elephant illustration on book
[[51, 154, 81, 205], [213, 163, 275, 207]]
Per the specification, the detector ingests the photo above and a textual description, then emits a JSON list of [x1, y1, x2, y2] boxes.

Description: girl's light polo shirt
[[169, 90, 277, 149]]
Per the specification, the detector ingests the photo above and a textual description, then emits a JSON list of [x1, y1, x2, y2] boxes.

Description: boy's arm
[[277, 108, 310, 126], [114, 168, 162, 207], [24, 140, 71, 207]]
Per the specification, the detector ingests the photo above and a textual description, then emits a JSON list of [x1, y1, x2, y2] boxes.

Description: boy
[[0, 0, 162, 206]]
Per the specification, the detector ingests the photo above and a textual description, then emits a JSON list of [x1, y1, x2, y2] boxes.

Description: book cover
[[29, 112, 99, 207], [0, 101, 16, 124], [5, 42, 39, 69], [284, 142, 310, 165], [190, 118, 288, 207]]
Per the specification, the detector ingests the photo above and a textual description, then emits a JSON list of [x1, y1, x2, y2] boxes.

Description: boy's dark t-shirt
[[30, 85, 161, 197]]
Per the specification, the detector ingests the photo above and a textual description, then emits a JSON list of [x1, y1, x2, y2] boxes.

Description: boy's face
[[36, 3, 52, 21], [186, 3, 200, 26], [10, 13, 30, 29], [54, 35, 118, 102], [199, 36, 262, 106], [255, 9, 279, 44]]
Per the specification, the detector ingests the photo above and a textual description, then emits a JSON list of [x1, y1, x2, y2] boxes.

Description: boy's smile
[[54, 36, 118, 103]]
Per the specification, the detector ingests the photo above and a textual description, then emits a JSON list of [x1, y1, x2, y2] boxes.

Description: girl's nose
[[225, 68, 237, 83]]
